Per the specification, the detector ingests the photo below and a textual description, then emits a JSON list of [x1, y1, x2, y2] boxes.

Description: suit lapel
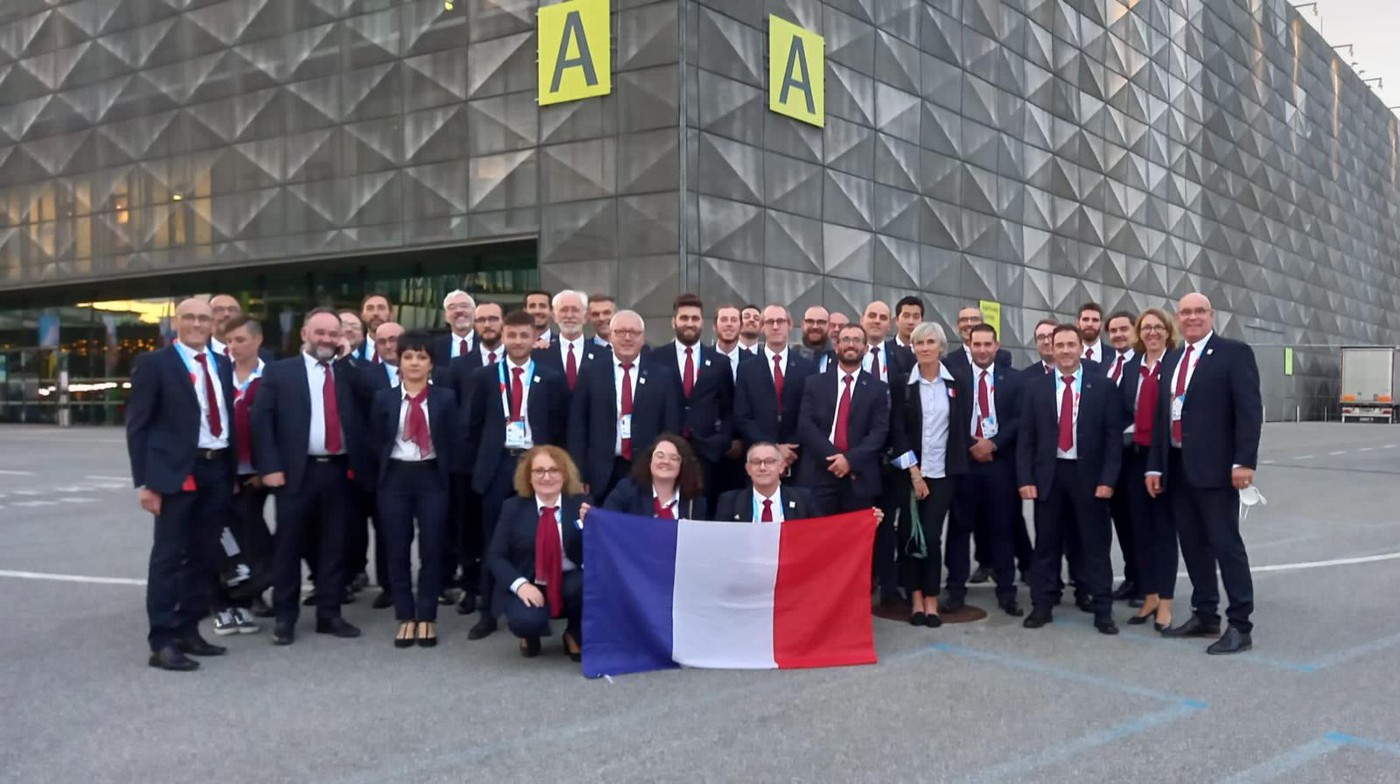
[[166, 346, 199, 407]]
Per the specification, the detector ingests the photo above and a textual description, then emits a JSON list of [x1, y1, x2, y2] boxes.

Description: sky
[[1301, 0, 1400, 109]]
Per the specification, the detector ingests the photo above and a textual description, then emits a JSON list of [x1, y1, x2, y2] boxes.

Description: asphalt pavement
[[1, 423, 1398, 783]]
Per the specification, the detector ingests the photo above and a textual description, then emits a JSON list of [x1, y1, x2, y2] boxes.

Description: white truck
[[1339, 346, 1400, 423]]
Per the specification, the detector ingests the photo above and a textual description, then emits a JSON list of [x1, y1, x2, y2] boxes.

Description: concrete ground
[[1, 423, 1398, 784]]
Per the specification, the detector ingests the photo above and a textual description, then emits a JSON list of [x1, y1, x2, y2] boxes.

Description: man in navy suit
[[797, 323, 890, 514], [462, 310, 569, 640], [532, 289, 603, 392], [209, 294, 278, 363], [429, 289, 476, 369], [252, 308, 367, 645], [587, 292, 615, 348], [1147, 293, 1262, 655], [1077, 302, 1107, 365], [524, 289, 554, 347], [949, 324, 1026, 616], [356, 293, 393, 364], [1102, 310, 1143, 605], [655, 293, 734, 509], [945, 306, 1014, 375], [796, 305, 835, 373], [127, 298, 238, 671], [344, 320, 402, 604], [1017, 324, 1123, 635], [861, 300, 911, 603], [734, 305, 816, 472], [568, 310, 681, 502], [715, 442, 824, 521]]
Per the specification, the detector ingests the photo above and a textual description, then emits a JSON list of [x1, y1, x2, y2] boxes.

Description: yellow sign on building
[[768, 16, 825, 127], [538, 0, 611, 107], [979, 300, 1002, 338]]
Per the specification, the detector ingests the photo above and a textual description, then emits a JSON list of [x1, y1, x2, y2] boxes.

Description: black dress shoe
[[301, 592, 318, 607], [909, 612, 926, 626], [315, 617, 362, 638], [467, 617, 497, 641], [1126, 612, 1152, 626], [1127, 597, 1146, 609], [941, 595, 966, 614], [520, 637, 541, 658], [272, 624, 295, 646], [1023, 608, 1053, 628], [249, 596, 274, 618], [416, 621, 438, 649], [1161, 615, 1221, 638], [149, 646, 200, 671], [349, 572, 369, 592], [1111, 581, 1138, 601], [394, 622, 416, 649], [1020, 570, 1031, 586], [371, 591, 394, 610], [1094, 615, 1119, 635], [1206, 627, 1252, 655], [176, 635, 227, 657], [923, 613, 942, 628], [968, 566, 992, 585], [1075, 597, 1093, 613], [1000, 600, 1024, 617], [563, 632, 581, 662], [455, 594, 477, 615]]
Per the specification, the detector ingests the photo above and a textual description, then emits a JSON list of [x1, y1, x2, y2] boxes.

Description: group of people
[[126, 286, 1263, 672]]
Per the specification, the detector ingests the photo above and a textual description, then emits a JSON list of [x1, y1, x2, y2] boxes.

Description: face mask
[[1238, 484, 1267, 520]]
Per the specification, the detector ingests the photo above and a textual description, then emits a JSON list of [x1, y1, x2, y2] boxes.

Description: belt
[[309, 454, 346, 463], [390, 458, 438, 467], [505, 448, 528, 458], [196, 448, 226, 461]]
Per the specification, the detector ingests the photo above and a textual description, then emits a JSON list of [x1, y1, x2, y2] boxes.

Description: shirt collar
[[651, 487, 680, 507], [506, 355, 530, 370], [302, 351, 325, 369], [614, 353, 639, 371], [480, 343, 500, 360], [400, 384, 427, 401], [1187, 332, 1213, 353], [764, 345, 785, 363], [237, 358, 265, 383], [535, 496, 562, 515], [1115, 347, 1136, 361], [1058, 365, 1083, 383], [676, 341, 699, 361], [176, 341, 208, 362], [908, 363, 955, 385], [753, 486, 780, 503]]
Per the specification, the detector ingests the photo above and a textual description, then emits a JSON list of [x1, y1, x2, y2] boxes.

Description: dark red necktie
[[1134, 364, 1158, 447], [1085, 347, 1094, 361], [653, 496, 675, 519], [458, 337, 469, 357], [772, 353, 785, 412], [509, 366, 524, 422], [833, 374, 853, 452], [321, 361, 343, 453], [1172, 345, 1193, 443], [235, 378, 259, 466], [1043, 363, 1051, 374], [976, 369, 990, 438], [1111, 353, 1125, 382], [194, 353, 222, 437], [1058, 375, 1075, 452], [619, 363, 634, 459], [566, 343, 578, 390], [533, 505, 564, 618], [682, 346, 695, 397], [869, 346, 881, 379], [487, 350, 496, 365], [371, 345, 380, 364], [403, 388, 431, 455], [760, 498, 773, 522]]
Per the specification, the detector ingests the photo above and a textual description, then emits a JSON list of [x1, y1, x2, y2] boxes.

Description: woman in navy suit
[[372, 332, 457, 649], [600, 433, 708, 520], [1121, 308, 1179, 631], [487, 445, 588, 660]]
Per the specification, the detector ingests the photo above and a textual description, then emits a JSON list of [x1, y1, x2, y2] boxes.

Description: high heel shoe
[[416, 621, 437, 648], [1126, 602, 1160, 626], [562, 631, 581, 662], [394, 621, 415, 649]]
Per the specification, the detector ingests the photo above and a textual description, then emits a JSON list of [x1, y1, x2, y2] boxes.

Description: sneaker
[[232, 608, 261, 635], [212, 610, 239, 636]]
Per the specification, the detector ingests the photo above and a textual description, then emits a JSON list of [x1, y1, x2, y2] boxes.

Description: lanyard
[[498, 359, 534, 420], [752, 492, 779, 522]]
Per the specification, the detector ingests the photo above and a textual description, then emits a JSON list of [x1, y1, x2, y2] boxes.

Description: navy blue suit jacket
[[567, 355, 682, 495], [487, 494, 587, 589], [602, 477, 709, 520], [250, 355, 369, 493], [462, 361, 569, 492], [958, 362, 1026, 460], [944, 347, 1013, 374], [734, 350, 816, 445], [889, 364, 972, 478], [429, 332, 475, 370], [714, 485, 823, 521], [1016, 366, 1123, 498], [1146, 335, 1262, 489], [653, 341, 734, 464], [446, 347, 497, 415], [531, 338, 609, 388], [126, 346, 238, 494], [370, 385, 458, 484], [796, 368, 891, 499]]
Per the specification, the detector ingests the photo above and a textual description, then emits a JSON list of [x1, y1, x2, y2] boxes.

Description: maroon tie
[[509, 366, 524, 422], [487, 350, 496, 365], [760, 498, 773, 522], [194, 353, 222, 437], [533, 505, 564, 618], [833, 374, 853, 452], [1172, 345, 1194, 444], [1058, 375, 1075, 453], [371, 347, 380, 364], [321, 361, 343, 453], [234, 378, 258, 466], [1111, 353, 1125, 383], [620, 363, 634, 460], [458, 337, 469, 357], [869, 346, 881, 379], [1043, 363, 1051, 374], [1134, 364, 1159, 447], [566, 343, 578, 390], [682, 346, 695, 398], [1085, 347, 1094, 361], [772, 353, 785, 413], [403, 388, 431, 455], [653, 496, 675, 519], [976, 369, 990, 438]]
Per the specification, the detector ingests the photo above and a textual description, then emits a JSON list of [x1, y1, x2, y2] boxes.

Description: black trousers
[[1123, 446, 1178, 599], [211, 477, 272, 612], [598, 456, 632, 504], [974, 504, 1033, 575], [1030, 459, 1113, 616], [954, 459, 1020, 603], [445, 471, 479, 592], [479, 453, 524, 619], [345, 482, 388, 587], [147, 455, 231, 650], [875, 464, 909, 596], [378, 461, 449, 622], [811, 477, 875, 517], [501, 570, 583, 642], [900, 477, 956, 596], [1168, 449, 1253, 632], [272, 458, 349, 625], [1111, 446, 1140, 589]]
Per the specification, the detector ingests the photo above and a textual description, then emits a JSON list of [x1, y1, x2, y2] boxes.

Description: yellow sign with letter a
[[538, 0, 611, 107], [979, 300, 1001, 338], [768, 15, 825, 127]]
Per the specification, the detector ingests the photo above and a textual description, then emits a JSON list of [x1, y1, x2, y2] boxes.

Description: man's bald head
[[174, 297, 214, 349], [1176, 292, 1214, 343], [861, 301, 891, 344], [209, 294, 242, 336], [375, 321, 405, 365]]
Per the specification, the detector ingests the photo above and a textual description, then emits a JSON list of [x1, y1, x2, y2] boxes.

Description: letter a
[[551, 11, 598, 93], [779, 38, 815, 116]]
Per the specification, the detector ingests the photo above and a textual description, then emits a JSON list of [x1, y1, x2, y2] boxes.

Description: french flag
[[581, 509, 879, 678]]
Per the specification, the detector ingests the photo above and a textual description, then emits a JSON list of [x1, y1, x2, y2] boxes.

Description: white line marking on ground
[[1385, 444, 1398, 449], [84, 475, 130, 482], [1117, 550, 1400, 581], [1294, 455, 1313, 460], [0, 469, 35, 476], [1327, 450, 1347, 456], [1359, 447, 1375, 452], [0, 570, 145, 586]]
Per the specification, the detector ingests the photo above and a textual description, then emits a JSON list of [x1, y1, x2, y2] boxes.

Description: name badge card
[[1171, 395, 1184, 421], [619, 414, 633, 440], [981, 418, 998, 438], [505, 420, 528, 449]]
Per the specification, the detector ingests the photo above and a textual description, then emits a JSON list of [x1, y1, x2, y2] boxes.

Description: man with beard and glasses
[[656, 293, 734, 510], [735, 305, 816, 474], [798, 306, 835, 373], [430, 290, 477, 370]]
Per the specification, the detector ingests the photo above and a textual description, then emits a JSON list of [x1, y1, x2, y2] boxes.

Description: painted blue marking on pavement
[[930, 642, 1205, 706]]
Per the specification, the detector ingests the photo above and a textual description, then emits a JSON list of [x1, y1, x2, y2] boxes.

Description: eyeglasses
[[762, 318, 789, 327], [612, 328, 643, 338], [178, 313, 213, 323], [652, 452, 682, 464], [530, 467, 561, 478], [836, 336, 865, 345], [747, 457, 780, 468], [1139, 324, 1167, 333], [1034, 333, 1054, 343]]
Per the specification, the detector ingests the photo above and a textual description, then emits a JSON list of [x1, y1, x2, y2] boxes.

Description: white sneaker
[[232, 608, 261, 635], [213, 610, 239, 636]]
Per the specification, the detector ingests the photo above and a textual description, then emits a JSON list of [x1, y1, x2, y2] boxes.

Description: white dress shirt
[[389, 387, 435, 461], [557, 334, 585, 370], [739, 339, 761, 355], [896, 365, 953, 478], [862, 343, 889, 383], [1055, 366, 1084, 460], [1081, 340, 1103, 363], [613, 354, 641, 456], [1169, 333, 1211, 400], [970, 364, 998, 437], [674, 341, 702, 383], [828, 369, 861, 445], [509, 496, 578, 594], [302, 351, 343, 455], [500, 357, 535, 447], [751, 487, 785, 523], [209, 336, 229, 358], [653, 487, 680, 517], [478, 342, 501, 365], [1107, 348, 1135, 384], [449, 331, 475, 359], [763, 345, 788, 383], [175, 341, 230, 450], [714, 343, 741, 380]]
